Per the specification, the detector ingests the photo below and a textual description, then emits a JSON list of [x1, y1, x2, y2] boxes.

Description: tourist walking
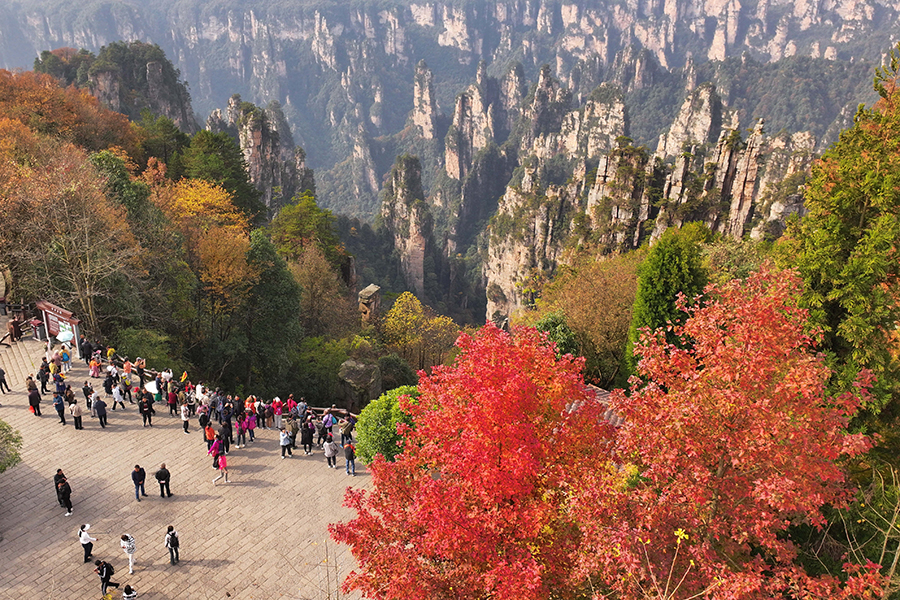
[[180, 402, 190, 433], [208, 435, 223, 468], [111, 384, 125, 410], [247, 411, 257, 442], [324, 435, 339, 468], [219, 421, 232, 453], [132, 465, 147, 502], [235, 414, 247, 448], [340, 414, 356, 446], [78, 523, 95, 563], [90, 389, 100, 417], [289, 416, 299, 449], [38, 363, 50, 393], [204, 423, 216, 451], [168, 389, 178, 416], [344, 441, 356, 476], [300, 416, 315, 455], [120, 533, 136, 574], [280, 428, 293, 458], [94, 560, 119, 595], [317, 413, 332, 447], [61, 345, 71, 373], [164, 525, 180, 565], [139, 394, 153, 427], [212, 453, 229, 484], [70, 400, 84, 430], [0, 366, 9, 393], [155, 463, 173, 498], [28, 387, 41, 416], [272, 396, 283, 430], [53, 392, 67, 425], [94, 396, 108, 428], [57, 477, 73, 516], [53, 469, 66, 506]]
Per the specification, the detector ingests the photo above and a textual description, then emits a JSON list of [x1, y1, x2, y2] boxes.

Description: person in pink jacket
[[212, 453, 228, 484], [247, 412, 257, 442]]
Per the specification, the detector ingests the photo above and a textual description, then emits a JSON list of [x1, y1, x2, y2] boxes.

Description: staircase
[[0, 315, 45, 390]]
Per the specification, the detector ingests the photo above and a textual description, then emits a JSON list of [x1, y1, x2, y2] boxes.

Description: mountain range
[[1, 0, 894, 320]]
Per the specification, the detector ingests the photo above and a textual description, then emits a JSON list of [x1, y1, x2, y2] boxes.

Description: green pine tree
[[621, 223, 709, 384]]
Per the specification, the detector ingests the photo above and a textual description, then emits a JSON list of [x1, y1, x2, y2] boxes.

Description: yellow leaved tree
[[150, 178, 249, 262], [382, 292, 458, 372]]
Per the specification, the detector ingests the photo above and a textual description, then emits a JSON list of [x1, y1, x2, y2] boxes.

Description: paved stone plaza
[[0, 328, 366, 599]]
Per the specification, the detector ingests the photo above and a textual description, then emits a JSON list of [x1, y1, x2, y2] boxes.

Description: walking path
[[0, 318, 365, 599]]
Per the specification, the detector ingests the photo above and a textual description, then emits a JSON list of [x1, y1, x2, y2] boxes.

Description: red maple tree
[[570, 266, 881, 599], [329, 324, 610, 600], [331, 267, 883, 600]]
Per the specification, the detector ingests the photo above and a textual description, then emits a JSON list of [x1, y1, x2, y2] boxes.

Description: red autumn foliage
[[570, 266, 880, 599], [332, 267, 883, 600], [329, 324, 610, 600]]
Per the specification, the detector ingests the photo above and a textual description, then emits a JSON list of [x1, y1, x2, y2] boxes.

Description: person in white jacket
[[120, 533, 136, 574], [79, 524, 96, 563], [323, 434, 340, 468]]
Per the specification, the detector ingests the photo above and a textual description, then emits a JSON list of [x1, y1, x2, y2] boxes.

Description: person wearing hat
[[272, 396, 283, 430], [78, 523, 96, 562]]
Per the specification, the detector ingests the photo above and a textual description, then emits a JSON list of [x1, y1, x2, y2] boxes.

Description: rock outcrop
[[338, 359, 381, 413], [655, 84, 726, 160], [380, 155, 435, 299], [411, 60, 438, 140], [82, 41, 198, 132], [482, 79, 818, 319], [207, 95, 314, 213]]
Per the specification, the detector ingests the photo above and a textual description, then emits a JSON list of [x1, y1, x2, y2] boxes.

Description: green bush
[[356, 385, 418, 464]]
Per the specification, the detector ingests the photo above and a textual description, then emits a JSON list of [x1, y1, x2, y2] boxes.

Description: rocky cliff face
[[380, 155, 435, 300], [79, 41, 198, 132], [207, 95, 314, 213], [412, 59, 438, 140], [2, 0, 893, 216], [481, 78, 818, 318]]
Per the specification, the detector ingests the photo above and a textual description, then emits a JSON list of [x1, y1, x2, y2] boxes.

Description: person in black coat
[[28, 388, 41, 416], [132, 465, 147, 501], [94, 560, 119, 595], [155, 463, 172, 498], [53, 469, 66, 506], [94, 397, 108, 428], [57, 477, 73, 516], [139, 394, 154, 427]]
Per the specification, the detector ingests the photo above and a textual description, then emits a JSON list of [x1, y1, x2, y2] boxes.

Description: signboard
[[35, 301, 73, 337], [34, 300, 81, 354]]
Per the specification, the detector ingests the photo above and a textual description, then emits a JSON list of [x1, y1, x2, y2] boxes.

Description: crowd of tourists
[[28, 336, 360, 477], [23, 335, 361, 597]]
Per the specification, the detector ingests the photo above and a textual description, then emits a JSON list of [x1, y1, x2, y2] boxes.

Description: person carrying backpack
[[164, 525, 180, 565], [94, 559, 119, 595], [340, 414, 356, 446], [344, 441, 356, 476]]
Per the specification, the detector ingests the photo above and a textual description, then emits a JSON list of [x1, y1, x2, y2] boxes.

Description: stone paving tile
[[0, 330, 366, 600]]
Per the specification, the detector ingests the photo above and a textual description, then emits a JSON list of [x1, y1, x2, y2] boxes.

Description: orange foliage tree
[[0, 69, 139, 157], [0, 125, 141, 333]]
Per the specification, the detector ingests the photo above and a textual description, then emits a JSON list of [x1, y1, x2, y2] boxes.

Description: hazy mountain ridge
[[1, 0, 893, 216]]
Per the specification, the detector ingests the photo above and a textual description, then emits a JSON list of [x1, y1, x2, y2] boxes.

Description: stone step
[[0, 336, 43, 390]]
